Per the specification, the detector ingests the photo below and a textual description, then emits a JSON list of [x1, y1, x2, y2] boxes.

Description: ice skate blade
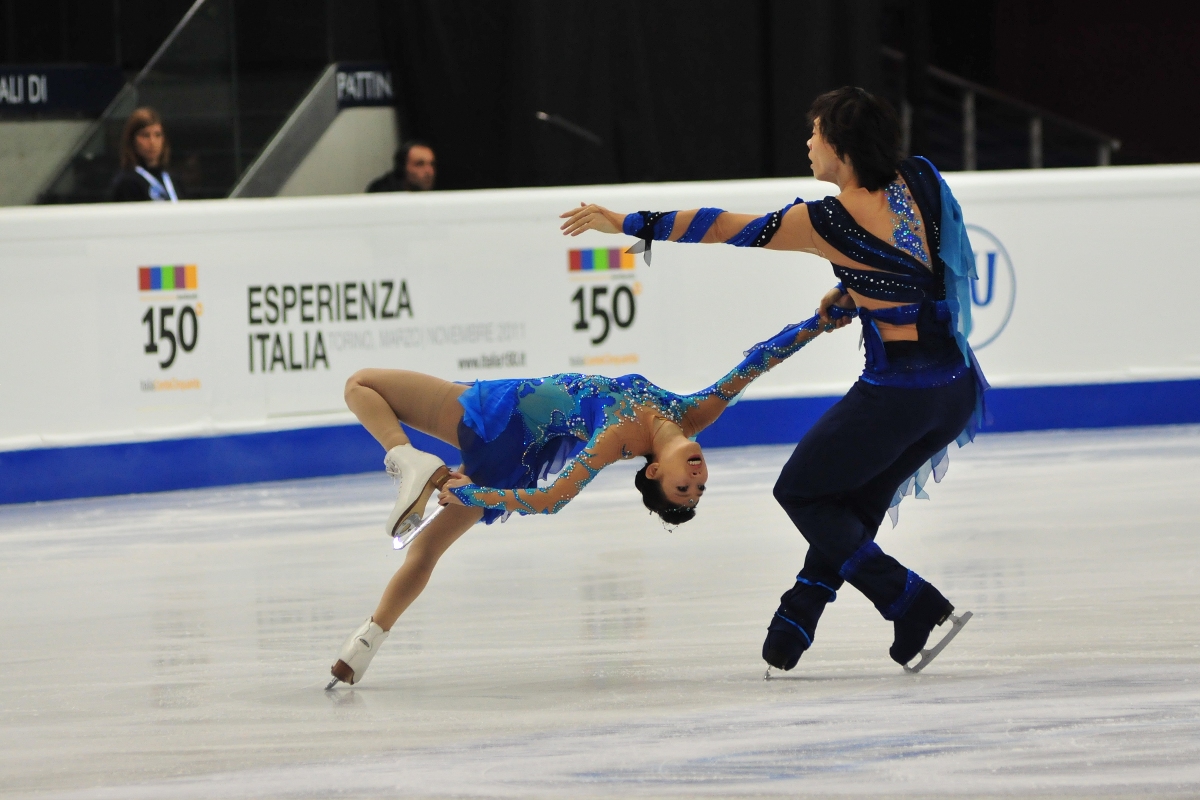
[[389, 466, 451, 539], [762, 667, 811, 682], [324, 677, 340, 690], [393, 504, 445, 550], [903, 610, 972, 674]]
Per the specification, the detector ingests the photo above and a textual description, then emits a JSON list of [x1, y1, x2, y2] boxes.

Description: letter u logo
[[971, 251, 996, 307]]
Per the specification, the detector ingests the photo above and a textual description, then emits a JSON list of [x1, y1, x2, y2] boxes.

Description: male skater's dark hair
[[807, 86, 902, 192], [634, 458, 696, 526]]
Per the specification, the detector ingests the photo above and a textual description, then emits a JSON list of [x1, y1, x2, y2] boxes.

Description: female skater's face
[[807, 120, 842, 184], [647, 441, 708, 508]]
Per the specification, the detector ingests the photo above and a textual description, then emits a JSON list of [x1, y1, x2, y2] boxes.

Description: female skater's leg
[[344, 368, 467, 449], [372, 504, 484, 630], [330, 370, 479, 687], [331, 505, 485, 686], [344, 369, 469, 537]]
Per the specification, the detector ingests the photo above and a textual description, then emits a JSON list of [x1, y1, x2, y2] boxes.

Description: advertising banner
[[2, 165, 1199, 500], [0, 65, 124, 115]]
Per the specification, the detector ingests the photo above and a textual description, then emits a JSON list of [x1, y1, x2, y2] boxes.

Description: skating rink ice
[[3, 425, 1199, 799]]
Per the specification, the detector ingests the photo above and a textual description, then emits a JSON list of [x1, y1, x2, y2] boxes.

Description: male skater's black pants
[[773, 364, 977, 615]]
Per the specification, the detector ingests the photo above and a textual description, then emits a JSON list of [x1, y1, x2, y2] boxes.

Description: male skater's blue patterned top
[[803, 158, 990, 517], [622, 156, 989, 522]]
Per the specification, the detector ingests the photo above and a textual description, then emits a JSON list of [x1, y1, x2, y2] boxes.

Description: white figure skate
[[384, 444, 451, 539], [326, 617, 389, 689]]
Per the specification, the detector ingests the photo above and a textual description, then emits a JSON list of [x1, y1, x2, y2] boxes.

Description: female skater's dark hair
[[634, 458, 697, 526], [807, 87, 902, 192]]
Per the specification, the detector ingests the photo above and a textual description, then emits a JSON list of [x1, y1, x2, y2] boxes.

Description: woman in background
[[109, 107, 179, 203]]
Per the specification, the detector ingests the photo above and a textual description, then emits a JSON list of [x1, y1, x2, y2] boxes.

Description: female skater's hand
[[559, 202, 624, 236], [438, 471, 473, 506], [817, 286, 856, 331]]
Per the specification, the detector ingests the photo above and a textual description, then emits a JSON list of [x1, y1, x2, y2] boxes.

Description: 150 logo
[[139, 265, 201, 369], [568, 247, 638, 346]]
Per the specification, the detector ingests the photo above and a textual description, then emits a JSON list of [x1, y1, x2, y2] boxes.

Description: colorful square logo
[[568, 248, 635, 272], [139, 265, 197, 291]]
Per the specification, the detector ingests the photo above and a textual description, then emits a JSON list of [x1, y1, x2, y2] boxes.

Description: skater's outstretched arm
[[682, 300, 855, 435], [559, 201, 825, 255], [440, 423, 628, 516]]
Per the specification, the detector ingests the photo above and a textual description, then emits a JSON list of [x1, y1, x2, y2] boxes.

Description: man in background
[[367, 140, 436, 193]]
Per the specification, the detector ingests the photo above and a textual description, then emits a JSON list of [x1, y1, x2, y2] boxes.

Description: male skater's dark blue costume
[[623, 155, 987, 667]]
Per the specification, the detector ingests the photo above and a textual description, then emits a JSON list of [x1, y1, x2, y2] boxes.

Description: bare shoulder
[[767, 203, 822, 254]]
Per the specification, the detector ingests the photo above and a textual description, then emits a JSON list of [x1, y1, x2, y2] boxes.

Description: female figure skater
[[327, 308, 850, 687], [560, 86, 986, 673]]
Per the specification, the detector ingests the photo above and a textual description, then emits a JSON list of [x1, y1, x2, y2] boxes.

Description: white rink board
[[1, 164, 1199, 451]]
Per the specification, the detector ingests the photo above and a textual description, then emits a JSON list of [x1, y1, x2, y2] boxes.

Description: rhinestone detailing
[[885, 180, 930, 265], [831, 265, 924, 303], [449, 319, 823, 518]]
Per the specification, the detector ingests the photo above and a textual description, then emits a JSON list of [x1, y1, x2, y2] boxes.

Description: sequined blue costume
[[449, 313, 835, 523], [623, 155, 988, 662], [624, 155, 989, 514]]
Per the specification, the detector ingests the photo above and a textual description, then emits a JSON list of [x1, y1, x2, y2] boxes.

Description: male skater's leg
[[766, 378, 971, 667], [836, 377, 976, 664], [762, 546, 843, 669], [762, 382, 910, 668]]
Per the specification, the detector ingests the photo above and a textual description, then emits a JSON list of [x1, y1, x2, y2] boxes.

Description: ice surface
[[2, 426, 1200, 798]]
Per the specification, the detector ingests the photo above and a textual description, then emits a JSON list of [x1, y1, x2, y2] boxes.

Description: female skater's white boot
[[384, 444, 451, 537], [329, 617, 389, 686]]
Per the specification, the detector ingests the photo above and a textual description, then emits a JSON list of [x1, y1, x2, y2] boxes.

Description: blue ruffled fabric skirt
[[861, 338, 985, 524], [456, 379, 590, 524]]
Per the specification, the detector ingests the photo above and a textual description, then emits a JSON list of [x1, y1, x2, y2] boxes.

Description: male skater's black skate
[[890, 583, 972, 673], [762, 575, 838, 673]]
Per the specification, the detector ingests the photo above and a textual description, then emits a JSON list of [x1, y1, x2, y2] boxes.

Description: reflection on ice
[[2, 426, 1199, 798]]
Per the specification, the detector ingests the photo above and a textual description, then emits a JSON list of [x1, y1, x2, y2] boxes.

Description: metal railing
[[881, 47, 1120, 171], [37, 0, 324, 204]]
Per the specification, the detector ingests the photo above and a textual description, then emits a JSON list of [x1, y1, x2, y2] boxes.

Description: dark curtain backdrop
[[378, 0, 883, 190], [991, 1, 1200, 165]]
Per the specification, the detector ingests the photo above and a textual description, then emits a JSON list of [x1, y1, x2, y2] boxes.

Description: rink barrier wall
[[4, 377, 1199, 505], [6, 165, 1200, 505]]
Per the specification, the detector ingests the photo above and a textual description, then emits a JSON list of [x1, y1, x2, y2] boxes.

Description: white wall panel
[[1, 164, 1197, 451]]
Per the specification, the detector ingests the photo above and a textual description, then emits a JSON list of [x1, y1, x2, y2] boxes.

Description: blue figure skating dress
[[449, 312, 838, 523]]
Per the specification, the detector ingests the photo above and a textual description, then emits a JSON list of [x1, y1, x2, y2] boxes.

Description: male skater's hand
[[560, 202, 624, 236], [817, 285, 856, 331], [438, 471, 473, 506]]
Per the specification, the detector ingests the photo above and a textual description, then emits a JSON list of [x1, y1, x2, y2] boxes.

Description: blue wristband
[[623, 211, 677, 241]]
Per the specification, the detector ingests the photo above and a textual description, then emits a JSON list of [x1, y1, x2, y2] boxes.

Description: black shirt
[[366, 171, 412, 193], [108, 166, 178, 202]]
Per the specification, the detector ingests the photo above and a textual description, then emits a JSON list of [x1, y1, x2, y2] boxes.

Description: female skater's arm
[[681, 297, 855, 435], [440, 427, 627, 516], [559, 202, 823, 254]]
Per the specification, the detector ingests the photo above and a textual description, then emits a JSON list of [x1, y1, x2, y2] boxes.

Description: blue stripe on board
[[0, 426, 460, 505], [3, 379, 1200, 505], [978, 379, 1200, 433]]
